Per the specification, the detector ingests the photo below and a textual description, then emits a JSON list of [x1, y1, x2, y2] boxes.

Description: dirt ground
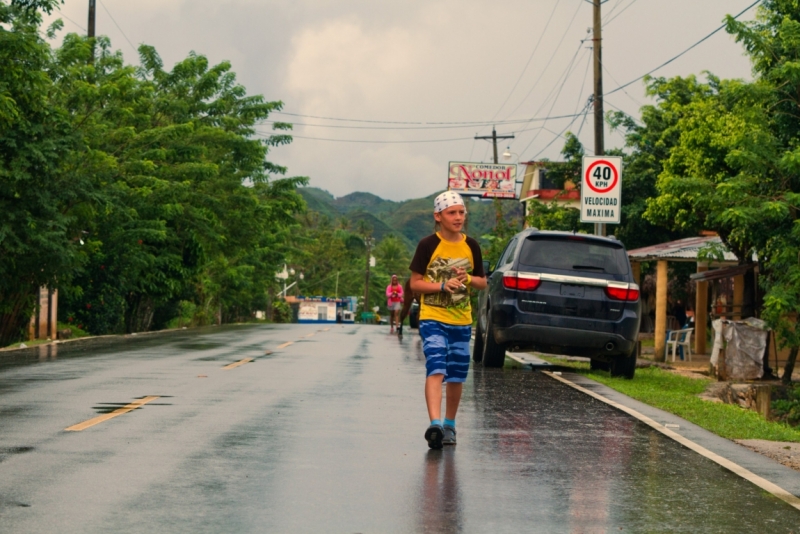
[[735, 440, 800, 472]]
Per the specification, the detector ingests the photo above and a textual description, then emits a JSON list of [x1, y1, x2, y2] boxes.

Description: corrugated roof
[[627, 236, 739, 263]]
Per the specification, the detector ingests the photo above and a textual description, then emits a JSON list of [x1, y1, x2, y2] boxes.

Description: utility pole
[[475, 127, 515, 164], [88, 0, 96, 38], [592, 0, 606, 237]]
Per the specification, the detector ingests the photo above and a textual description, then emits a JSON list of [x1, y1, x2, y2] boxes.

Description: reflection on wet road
[[0, 324, 798, 532]]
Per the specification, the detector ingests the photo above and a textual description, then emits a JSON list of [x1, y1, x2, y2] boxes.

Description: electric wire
[[507, 40, 588, 149], [601, 62, 642, 107], [601, 0, 626, 23], [502, 0, 585, 120], [255, 121, 556, 145], [603, 0, 638, 27], [490, 0, 561, 121], [605, 0, 762, 96], [531, 102, 592, 160], [268, 111, 588, 129], [98, 0, 137, 52], [55, 8, 87, 32], [514, 43, 590, 156]]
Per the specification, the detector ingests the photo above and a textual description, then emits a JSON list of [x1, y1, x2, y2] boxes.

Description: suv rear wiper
[[572, 265, 605, 272]]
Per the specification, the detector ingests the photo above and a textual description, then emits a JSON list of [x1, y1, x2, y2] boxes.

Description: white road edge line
[[542, 370, 800, 512]]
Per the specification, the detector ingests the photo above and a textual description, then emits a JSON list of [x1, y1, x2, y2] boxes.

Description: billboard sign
[[448, 161, 517, 199], [580, 156, 622, 224]]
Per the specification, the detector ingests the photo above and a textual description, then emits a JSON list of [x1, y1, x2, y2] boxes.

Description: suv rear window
[[518, 236, 629, 275]]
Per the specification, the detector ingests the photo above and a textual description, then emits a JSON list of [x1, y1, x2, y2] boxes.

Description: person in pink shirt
[[386, 274, 404, 333]]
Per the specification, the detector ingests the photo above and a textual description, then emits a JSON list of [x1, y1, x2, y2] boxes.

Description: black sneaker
[[424, 424, 444, 449], [397, 325, 403, 336], [442, 426, 456, 445]]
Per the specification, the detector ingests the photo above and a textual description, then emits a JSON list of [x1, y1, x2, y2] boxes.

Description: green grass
[[2, 338, 53, 349], [538, 356, 800, 442], [1, 322, 90, 350]]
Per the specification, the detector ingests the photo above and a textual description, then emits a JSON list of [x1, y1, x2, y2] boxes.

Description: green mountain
[[297, 187, 523, 250]]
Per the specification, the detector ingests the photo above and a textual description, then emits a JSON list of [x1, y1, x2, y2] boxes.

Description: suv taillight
[[503, 273, 541, 291], [605, 285, 640, 301]]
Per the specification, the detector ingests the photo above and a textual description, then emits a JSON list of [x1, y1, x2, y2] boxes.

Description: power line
[[603, 0, 638, 27], [259, 113, 587, 131], [604, 98, 642, 126], [270, 111, 587, 128], [605, 0, 762, 96], [601, 0, 626, 23], [98, 0, 137, 52], [503, 0, 585, 119], [601, 62, 642, 107], [490, 0, 561, 121], [255, 121, 561, 145], [513, 42, 589, 156], [531, 102, 592, 160], [55, 8, 87, 32]]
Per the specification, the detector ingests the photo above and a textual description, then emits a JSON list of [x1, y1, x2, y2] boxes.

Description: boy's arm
[[469, 275, 487, 291], [410, 272, 464, 294]]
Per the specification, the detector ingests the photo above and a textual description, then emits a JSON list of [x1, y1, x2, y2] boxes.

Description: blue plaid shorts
[[419, 320, 472, 383]]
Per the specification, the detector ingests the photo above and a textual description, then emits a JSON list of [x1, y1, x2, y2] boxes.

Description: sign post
[[580, 156, 622, 232]]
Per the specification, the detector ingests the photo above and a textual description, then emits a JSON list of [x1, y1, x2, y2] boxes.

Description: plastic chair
[[666, 328, 693, 362]]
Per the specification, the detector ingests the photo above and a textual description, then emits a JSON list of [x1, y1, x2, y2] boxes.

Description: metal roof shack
[[627, 236, 738, 264]]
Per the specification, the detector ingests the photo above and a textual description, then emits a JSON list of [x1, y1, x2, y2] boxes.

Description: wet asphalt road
[[1, 324, 799, 533]]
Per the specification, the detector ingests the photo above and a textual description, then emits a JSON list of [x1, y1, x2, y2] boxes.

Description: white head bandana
[[434, 191, 466, 213]]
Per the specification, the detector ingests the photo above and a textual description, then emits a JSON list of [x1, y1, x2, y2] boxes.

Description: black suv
[[474, 229, 641, 378]]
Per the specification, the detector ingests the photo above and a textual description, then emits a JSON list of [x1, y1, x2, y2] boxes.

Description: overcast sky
[[46, 0, 758, 201]]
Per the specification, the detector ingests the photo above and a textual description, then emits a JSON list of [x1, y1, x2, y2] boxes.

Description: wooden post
[[733, 274, 745, 320], [755, 385, 771, 419], [37, 286, 49, 339], [716, 347, 727, 381], [631, 262, 641, 286], [696, 262, 708, 355], [49, 289, 58, 340], [655, 260, 668, 362]]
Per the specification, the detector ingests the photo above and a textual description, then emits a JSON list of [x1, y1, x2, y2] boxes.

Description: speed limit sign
[[580, 156, 622, 224]]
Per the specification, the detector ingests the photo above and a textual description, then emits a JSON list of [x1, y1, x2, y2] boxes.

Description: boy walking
[[409, 191, 486, 449]]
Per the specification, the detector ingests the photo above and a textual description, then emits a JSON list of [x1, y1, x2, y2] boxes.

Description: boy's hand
[[452, 266, 468, 283], [443, 277, 467, 293]]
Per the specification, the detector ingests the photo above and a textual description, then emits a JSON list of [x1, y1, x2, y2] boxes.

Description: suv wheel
[[482, 312, 507, 368], [472, 317, 484, 363], [610, 348, 636, 379]]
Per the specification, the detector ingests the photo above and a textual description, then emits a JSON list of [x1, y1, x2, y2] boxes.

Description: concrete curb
[[0, 323, 258, 359]]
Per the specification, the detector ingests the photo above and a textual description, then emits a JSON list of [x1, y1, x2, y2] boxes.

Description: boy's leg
[[442, 324, 472, 420], [421, 320, 447, 422], [425, 373, 445, 421], [444, 382, 462, 420]]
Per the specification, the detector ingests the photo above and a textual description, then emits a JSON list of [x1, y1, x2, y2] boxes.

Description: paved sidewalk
[[560, 370, 800, 498]]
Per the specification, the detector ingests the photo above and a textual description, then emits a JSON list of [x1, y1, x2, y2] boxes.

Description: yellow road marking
[[65, 396, 160, 432], [304, 333, 315, 338], [222, 357, 254, 370], [322, 328, 330, 332], [276, 341, 293, 349], [543, 371, 800, 512]]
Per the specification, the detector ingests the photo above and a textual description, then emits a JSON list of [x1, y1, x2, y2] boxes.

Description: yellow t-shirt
[[409, 232, 485, 326]]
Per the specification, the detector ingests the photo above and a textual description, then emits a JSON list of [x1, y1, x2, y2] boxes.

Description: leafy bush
[[272, 300, 292, 323], [772, 385, 800, 427]]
